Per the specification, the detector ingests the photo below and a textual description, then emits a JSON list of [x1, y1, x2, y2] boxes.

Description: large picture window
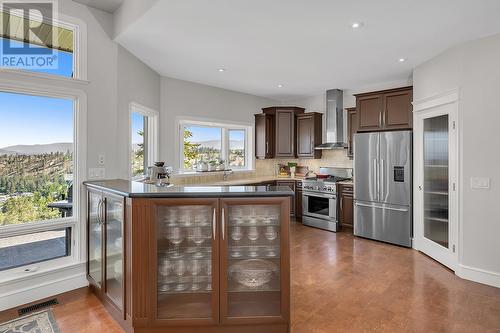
[[180, 120, 251, 172], [0, 91, 75, 271]]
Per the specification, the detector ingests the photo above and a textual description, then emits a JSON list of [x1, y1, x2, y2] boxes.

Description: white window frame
[[0, 11, 87, 283], [0, 78, 87, 283], [0, 8, 88, 81], [178, 118, 253, 173], [128, 102, 159, 179]]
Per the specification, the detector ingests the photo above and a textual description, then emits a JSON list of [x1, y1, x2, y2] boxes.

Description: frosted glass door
[[156, 203, 217, 322], [105, 195, 124, 310], [224, 204, 282, 318], [423, 114, 449, 248], [88, 191, 102, 287]]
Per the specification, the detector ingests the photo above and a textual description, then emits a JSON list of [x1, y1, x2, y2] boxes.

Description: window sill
[[175, 169, 255, 177], [0, 68, 90, 85]]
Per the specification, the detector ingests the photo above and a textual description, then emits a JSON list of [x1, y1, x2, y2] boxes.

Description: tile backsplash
[[171, 149, 352, 185], [256, 149, 353, 176]]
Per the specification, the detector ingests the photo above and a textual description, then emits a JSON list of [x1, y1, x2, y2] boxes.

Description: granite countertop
[[84, 179, 295, 198], [199, 176, 305, 186]]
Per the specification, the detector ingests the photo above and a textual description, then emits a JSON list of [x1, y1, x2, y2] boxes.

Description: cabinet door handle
[[101, 198, 107, 225], [221, 207, 225, 240], [379, 112, 382, 126], [212, 207, 216, 240], [266, 141, 269, 154], [340, 197, 343, 208], [96, 199, 101, 224]]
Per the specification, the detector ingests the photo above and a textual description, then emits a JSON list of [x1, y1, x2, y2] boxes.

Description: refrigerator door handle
[[380, 159, 385, 200], [355, 202, 409, 212], [373, 159, 378, 201]]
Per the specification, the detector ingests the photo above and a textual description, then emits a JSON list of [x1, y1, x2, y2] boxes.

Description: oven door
[[302, 191, 336, 221]]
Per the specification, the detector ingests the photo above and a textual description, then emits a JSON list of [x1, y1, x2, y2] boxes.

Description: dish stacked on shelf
[[157, 205, 214, 294], [227, 205, 280, 291]]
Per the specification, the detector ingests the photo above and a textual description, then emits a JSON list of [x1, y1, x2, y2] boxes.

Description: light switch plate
[[470, 177, 490, 189], [89, 167, 106, 179]]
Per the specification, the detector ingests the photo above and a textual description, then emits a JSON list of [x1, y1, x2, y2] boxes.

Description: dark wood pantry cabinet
[[355, 86, 413, 132], [346, 107, 357, 158], [85, 180, 292, 333], [337, 183, 354, 230], [296, 112, 322, 159]]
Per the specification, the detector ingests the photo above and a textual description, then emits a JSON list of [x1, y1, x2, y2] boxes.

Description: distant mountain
[[194, 140, 244, 150], [0, 143, 73, 155]]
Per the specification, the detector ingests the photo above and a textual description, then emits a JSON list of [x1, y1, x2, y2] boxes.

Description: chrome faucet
[[223, 169, 233, 181]]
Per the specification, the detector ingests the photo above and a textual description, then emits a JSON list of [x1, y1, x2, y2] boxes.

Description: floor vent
[[18, 298, 59, 316]]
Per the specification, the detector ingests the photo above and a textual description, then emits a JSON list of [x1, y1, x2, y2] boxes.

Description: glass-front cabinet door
[[88, 190, 103, 288], [220, 198, 289, 324], [104, 194, 125, 311], [153, 199, 219, 325]]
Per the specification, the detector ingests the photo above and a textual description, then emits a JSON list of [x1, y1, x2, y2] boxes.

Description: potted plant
[[197, 161, 208, 172], [208, 160, 218, 171], [216, 159, 226, 171]]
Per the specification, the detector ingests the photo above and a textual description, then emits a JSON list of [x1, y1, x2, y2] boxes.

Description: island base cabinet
[[121, 196, 291, 333]]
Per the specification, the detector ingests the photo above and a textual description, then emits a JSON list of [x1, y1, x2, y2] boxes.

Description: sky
[[186, 126, 245, 143], [0, 38, 74, 149], [131, 112, 144, 145]]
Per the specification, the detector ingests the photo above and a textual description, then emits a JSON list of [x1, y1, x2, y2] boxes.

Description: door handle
[[380, 159, 384, 200], [101, 198, 107, 225], [355, 202, 408, 212], [373, 159, 378, 201], [97, 199, 103, 225], [212, 207, 216, 241], [221, 207, 225, 240], [266, 141, 269, 154]]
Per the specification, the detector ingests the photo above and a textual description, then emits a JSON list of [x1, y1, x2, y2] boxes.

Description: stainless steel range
[[302, 167, 353, 232]]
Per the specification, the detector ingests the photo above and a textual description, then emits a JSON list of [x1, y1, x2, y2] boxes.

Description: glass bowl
[[229, 259, 278, 288]]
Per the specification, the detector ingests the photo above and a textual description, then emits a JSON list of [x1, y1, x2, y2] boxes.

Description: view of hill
[[193, 140, 244, 150], [0, 142, 73, 155], [0, 149, 73, 226]]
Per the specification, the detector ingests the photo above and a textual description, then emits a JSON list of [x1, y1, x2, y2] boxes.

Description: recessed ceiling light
[[277, 84, 284, 88], [218, 68, 226, 72], [351, 22, 363, 29], [398, 58, 407, 62]]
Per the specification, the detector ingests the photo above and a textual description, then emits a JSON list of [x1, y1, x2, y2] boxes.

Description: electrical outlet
[[98, 154, 105, 166], [470, 177, 490, 189], [89, 168, 106, 179]]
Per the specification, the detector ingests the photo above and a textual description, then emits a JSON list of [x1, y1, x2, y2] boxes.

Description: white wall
[[413, 33, 500, 286], [160, 77, 278, 170], [116, 45, 161, 178]]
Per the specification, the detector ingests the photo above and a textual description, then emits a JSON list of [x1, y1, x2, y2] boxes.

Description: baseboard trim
[[457, 264, 500, 288], [0, 263, 88, 311]]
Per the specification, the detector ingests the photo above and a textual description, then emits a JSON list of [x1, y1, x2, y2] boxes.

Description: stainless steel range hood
[[315, 89, 347, 150]]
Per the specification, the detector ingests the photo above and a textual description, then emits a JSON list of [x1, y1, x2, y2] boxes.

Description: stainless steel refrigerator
[[353, 131, 412, 247]]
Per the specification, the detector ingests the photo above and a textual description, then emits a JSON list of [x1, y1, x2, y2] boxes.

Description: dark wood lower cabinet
[[338, 183, 354, 231], [276, 180, 295, 216], [85, 188, 291, 333]]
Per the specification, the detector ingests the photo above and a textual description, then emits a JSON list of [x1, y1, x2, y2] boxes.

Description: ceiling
[[73, 0, 123, 13], [115, 0, 500, 100]]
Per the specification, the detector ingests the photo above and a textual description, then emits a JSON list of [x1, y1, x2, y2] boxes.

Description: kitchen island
[[84, 179, 293, 333]]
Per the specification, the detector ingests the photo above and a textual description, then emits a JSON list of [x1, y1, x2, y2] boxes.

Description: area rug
[[0, 310, 60, 333]]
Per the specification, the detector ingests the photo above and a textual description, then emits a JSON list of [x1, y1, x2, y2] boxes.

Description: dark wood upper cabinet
[[355, 86, 413, 132], [255, 113, 275, 159], [346, 107, 357, 158], [296, 113, 322, 159], [383, 89, 413, 130], [262, 107, 305, 158], [357, 94, 383, 131]]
